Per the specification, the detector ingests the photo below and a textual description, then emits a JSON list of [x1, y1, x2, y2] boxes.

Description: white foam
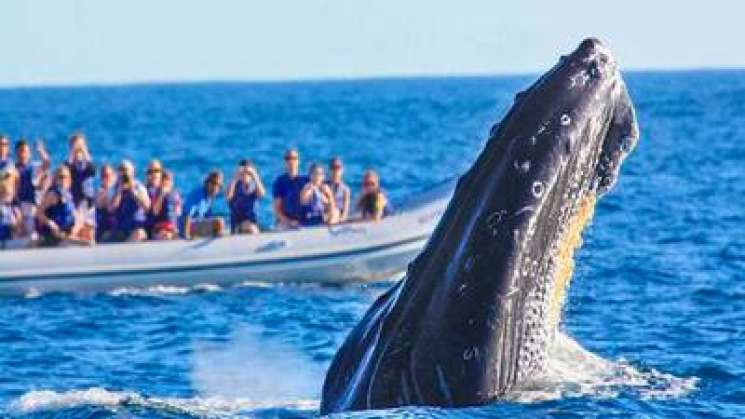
[[506, 332, 698, 403], [108, 283, 222, 297], [13, 387, 317, 416], [23, 287, 42, 299]]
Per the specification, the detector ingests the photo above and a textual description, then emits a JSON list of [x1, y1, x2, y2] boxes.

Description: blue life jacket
[[44, 186, 76, 233], [301, 187, 326, 226], [15, 163, 36, 204], [152, 190, 181, 226], [65, 160, 96, 206], [114, 183, 147, 233], [229, 180, 258, 225]]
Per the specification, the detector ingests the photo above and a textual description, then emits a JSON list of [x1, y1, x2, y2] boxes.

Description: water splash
[[191, 326, 325, 401], [507, 332, 698, 403]]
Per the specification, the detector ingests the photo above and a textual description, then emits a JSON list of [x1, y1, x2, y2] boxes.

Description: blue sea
[[0, 71, 743, 418]]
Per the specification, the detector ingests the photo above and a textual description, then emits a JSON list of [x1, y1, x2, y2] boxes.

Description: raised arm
[[251, 169, 266, 199]]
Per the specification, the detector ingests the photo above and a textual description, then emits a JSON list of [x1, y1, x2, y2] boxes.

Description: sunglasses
[[284, 155, 298, 161], [147, 169, 161, 174], [57, 174, 70, 180], [331, 164, 342, 170], [363, 181, 377, 187]]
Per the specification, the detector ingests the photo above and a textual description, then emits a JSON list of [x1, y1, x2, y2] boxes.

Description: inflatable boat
[[0, 181, 453, 294]]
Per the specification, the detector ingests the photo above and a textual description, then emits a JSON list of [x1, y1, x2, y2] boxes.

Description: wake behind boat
[[0, 180, 452, 294]]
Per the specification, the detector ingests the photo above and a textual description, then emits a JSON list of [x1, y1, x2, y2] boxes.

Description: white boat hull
[[0, 183, 452, 293]]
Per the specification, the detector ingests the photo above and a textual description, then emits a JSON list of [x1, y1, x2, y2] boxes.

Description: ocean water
[[0, 71, 743, 418]]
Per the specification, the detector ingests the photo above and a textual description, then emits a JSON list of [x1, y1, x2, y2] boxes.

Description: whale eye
[[531, 181, 545, 198], [560, 114, 571, 126]]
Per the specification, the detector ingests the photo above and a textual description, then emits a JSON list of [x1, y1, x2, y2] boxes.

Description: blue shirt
[[182, 187, 227, 222], [272, 173, 309, 221]]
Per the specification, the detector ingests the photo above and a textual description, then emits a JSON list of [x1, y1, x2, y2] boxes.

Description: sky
[[0, 1, 742, 87]]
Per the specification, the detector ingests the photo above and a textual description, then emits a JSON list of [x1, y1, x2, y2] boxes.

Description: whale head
[[321, 38, 639, 414]]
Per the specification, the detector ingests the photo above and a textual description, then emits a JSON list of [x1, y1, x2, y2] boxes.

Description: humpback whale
[[320, 38, 639, 414]]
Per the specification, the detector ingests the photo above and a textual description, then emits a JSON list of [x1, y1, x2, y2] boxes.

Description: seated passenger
[[109, 160, 151, 242], [182, 170, 226, 239], [94, 164, 117, 242], [64, 133, 96, 208], [144, 159, 163, 236], [326, 157, 351, 222], [36, 166, 90, 246], [150, 170, 182, 240], [14, 139, 50, 237], [272, 148, 309, 229], [357, 170, 393, 222], [299, 163, 337, 226], [0, 169, 23, 248], [227, 159, 265, 235]]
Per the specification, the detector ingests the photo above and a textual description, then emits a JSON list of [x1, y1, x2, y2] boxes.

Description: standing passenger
[[227, 159, 265, 234], [272, 148, 308, 229], [110, 160, 150, 242], [299, 163, 337, 226], [150, 170, 182, 240], [14, 139, 50, 237], [64, 133, 96, 208], [326, 157, 351, 222]]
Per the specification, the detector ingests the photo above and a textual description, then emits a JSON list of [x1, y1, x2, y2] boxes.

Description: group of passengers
[[0, 133, 392, 248]]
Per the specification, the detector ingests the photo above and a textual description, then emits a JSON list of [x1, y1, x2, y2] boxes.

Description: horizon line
[[1, 65, 743, 91]]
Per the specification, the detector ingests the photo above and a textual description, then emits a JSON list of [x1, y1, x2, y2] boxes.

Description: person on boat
[[144, 159, 163, 236], [357, 170, 393, 222], [0, 136, 16, 182], [14, 139, 51, 237], [0, 169, 23, 248], [150, 170, 182, 240], [94, 164, 117, 242], [182, 170, 226, 239], [326, 157, 351, 222], [64, 132, 96, 208], [227, 159, 265, 235], [272, 148, 309, 229], [36, 166, 90, 246], [299, 163, 338, 227], [109, 160, 151, 242]]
